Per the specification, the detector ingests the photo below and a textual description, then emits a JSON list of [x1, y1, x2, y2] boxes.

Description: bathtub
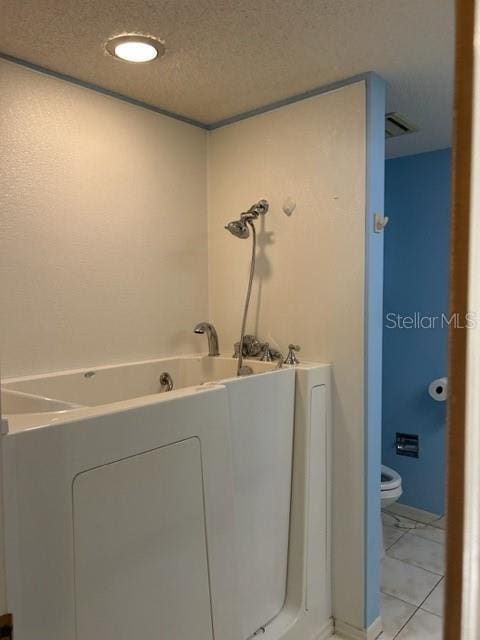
[[1, 356, 332, 640], [2, 355, 280, 415]]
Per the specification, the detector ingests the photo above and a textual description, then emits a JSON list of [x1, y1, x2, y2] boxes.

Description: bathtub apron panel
[[73, 439, 213, 640]]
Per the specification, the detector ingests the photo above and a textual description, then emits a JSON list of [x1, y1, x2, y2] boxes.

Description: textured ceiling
[[0, 0, 454, 157]]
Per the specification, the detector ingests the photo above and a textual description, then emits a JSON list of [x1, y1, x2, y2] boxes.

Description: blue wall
[[364, 73, 386, 627], [382, 148, 451, 516]]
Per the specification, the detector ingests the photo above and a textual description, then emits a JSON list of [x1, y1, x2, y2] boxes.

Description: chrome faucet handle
[[260, 343, 273, 362], [284, 344, 301, 366], [260, 344, 284, 367]]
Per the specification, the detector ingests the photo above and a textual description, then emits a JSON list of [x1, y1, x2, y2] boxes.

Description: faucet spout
[[194, 322, 220, 357]]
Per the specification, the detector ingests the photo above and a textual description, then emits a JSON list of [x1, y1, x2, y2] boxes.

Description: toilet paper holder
[[396, 432, 419, 458]]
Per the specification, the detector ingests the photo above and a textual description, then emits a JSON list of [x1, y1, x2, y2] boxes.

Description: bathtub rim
[[1, 355, 326, 435], [2, 352, 275, 386], [1, 354, 316, 432]]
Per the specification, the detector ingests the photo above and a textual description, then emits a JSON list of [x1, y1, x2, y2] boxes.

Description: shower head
[[225, 219, 250, 239], [224, 200, 269, 239]]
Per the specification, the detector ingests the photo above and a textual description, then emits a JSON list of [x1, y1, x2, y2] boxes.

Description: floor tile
[[409, 525, 445, 545], [395, 608, 443, 639], [385, 503, 440, 524], [380, 593, 416, 640], [382, 510, 418, 529], [381, 556, 441, 606], [382, 510, 393, 525], [383, 522, 406, 549], [387, 533, 445, 575], [421, 578, 444, 617]]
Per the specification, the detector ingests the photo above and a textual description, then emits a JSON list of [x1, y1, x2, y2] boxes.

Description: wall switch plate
[[396, 432, 419, 458]]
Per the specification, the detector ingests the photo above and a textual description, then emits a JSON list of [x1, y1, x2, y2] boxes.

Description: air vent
[[385, 112, 419, 138]]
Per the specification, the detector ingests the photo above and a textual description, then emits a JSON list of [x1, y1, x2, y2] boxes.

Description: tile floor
[[379, 504, 445, 639]]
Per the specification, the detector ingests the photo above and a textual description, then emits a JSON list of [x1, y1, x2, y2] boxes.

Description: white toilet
[[381, 464, 403, 509], [380, 464, 403, 555]]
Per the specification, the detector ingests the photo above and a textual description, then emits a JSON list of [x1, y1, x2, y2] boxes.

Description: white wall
[[207, 82, 367, 628], [0, 60, 208, 377]]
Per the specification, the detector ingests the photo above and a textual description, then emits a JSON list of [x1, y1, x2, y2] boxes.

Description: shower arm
[[241, 201, 269, 221]]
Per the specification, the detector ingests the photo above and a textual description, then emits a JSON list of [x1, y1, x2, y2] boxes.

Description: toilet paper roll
[[428, 377, 448, 402]]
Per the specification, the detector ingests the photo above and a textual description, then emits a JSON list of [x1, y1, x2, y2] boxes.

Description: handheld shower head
[[225, 219, 250, 239], [224, 199, 269, 239]]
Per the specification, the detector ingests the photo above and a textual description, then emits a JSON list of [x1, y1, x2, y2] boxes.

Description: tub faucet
[[194, 322, 220, 356]]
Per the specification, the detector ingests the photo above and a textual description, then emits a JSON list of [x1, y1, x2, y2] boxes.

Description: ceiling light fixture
[[105, 34, 165, 63]]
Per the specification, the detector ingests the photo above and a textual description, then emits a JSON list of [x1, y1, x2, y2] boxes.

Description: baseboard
[[334, 616, 382, 640], [314, 618, 335, 640], [383, 502, 442, 523]]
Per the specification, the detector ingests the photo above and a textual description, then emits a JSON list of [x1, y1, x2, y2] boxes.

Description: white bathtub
[[1, 356, 332, 640], [2, 355, 278, 411]]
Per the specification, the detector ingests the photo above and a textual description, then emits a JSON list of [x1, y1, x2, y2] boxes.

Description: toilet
[[380, 465, 403, 555], [381, 464, 403, 508]]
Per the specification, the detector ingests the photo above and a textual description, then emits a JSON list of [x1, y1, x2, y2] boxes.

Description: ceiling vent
[[385, 112, 419, 138]]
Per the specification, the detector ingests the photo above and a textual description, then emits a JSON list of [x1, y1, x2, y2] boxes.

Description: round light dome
[[105, 34, 165, 63]]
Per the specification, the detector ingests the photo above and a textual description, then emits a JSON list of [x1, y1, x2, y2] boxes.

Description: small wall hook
[[374, 213, 389, 233], [282, 196, 296, 216]]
